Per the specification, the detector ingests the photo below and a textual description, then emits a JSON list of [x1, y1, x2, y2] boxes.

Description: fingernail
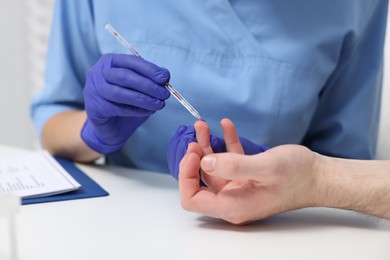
[[201, 155, 216, 172]]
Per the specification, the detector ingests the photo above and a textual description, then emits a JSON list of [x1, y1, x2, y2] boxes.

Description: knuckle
[[109, 85, 122, 100]]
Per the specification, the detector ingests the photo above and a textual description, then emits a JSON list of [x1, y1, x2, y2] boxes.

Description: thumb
[[200, 153, 264, 180]]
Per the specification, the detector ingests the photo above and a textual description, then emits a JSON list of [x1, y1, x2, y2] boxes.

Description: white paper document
[[0, 151, 81, 198]]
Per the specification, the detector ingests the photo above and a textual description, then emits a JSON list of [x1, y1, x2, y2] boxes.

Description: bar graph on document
[[0, 151, 80, 198], [0, 165, 45, 192]]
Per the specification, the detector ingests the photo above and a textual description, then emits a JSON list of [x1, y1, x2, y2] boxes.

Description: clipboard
[[22, 157, 109, 205]]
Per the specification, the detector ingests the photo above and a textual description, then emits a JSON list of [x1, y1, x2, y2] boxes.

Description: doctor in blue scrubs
[[31, 0, 388, 176]]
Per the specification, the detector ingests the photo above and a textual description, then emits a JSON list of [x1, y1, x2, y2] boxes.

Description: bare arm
[[41, 110, 101, 163], [317, 156, 390, 220]]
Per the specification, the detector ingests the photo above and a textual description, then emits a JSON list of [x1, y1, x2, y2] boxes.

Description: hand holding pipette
[[81, 51, 172, 154], [104, 23, 202, 120]]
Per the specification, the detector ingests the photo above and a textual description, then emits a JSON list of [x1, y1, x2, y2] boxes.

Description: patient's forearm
[[41, 110, 101, 163], [317, 156, 390, 220]]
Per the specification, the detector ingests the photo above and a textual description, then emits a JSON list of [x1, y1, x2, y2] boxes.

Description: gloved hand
[[167, 125, 268, 180], [167, 125, 197, 180], [81, 54, 170, 154]]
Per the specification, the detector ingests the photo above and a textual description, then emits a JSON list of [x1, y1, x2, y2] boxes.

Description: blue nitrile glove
[[167, 125, 269, 180], [210, 135, 269, 155], [81, 54, 170, 154], [167, 125, 197, 180]]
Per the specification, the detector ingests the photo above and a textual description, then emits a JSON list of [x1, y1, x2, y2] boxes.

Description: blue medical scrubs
[[31, 0, 388, 173]]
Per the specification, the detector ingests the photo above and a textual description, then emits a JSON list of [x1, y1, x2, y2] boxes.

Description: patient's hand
[[179, 118, 319, 224]]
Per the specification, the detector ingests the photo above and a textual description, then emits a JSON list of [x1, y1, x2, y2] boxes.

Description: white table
[[1, 145, 390, 260]]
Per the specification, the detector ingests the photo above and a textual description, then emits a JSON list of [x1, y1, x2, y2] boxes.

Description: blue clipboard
[[22, 157, 109, 205]]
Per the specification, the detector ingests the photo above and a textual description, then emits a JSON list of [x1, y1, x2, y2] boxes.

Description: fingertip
[[154, 67, 170, 85], [156, 85, 170, 100], [194, 119, 208, 130], [194, 120, 202, 128], [220, 118, 234, 128]]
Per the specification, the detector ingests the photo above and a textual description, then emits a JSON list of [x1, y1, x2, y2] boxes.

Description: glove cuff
[[81, 119, 125, 154]]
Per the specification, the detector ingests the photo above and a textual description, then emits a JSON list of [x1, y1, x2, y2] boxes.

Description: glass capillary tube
[[104, 23, 202, 120]]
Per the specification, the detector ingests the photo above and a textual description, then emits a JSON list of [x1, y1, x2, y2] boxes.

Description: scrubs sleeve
[[302, 1, 388, 159], [30, 0, 100, 141]]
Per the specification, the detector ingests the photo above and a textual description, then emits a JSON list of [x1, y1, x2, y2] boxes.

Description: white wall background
[[0, 1, 389, 159], [0, 1, 30, 149], [0, 0, 53, 149]]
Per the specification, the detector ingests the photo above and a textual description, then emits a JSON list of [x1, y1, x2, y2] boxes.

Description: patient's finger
[[194, 120, 214, 155], [220, 118, 244, 154], [194, 120, 229, 192], [179, 143, 203, 201]]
